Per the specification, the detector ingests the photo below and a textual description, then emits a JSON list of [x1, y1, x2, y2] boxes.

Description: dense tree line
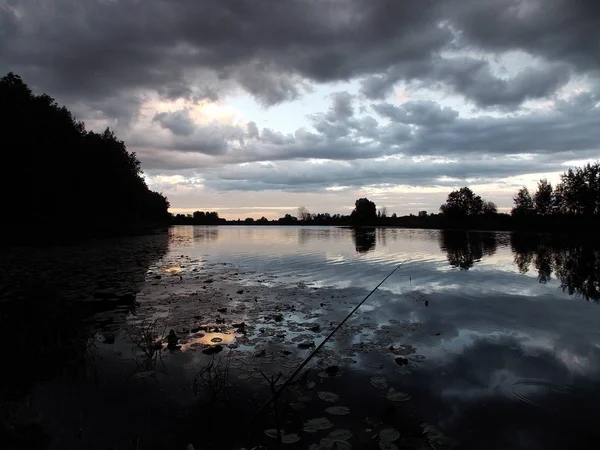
[[512, 163, 600, 217], [1, 73, 170, 241]]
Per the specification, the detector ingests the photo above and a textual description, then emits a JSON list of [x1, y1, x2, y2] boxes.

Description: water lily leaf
[[281, 433, 301, 444], [304, 381, 316, 390], [264, 429, 279, 439], [379, 428, 400, 442], [303, 417, 334, 433], [387, 388, 411, 402], [328, 429, 353, 441], [317, 391, 339, 403], [421, 423, 444, 441], [370, 376, 388, 389], [325, 406, 351, 415], [378, 442, 398, 450], [318, 371, 341, 378], [319, 438, 352, 450]]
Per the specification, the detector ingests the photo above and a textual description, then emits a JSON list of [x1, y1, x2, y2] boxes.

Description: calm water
[[2, 226, 600, 450]]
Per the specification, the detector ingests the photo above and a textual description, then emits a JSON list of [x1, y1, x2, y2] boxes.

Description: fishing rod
[[246, 259, 409, 427]]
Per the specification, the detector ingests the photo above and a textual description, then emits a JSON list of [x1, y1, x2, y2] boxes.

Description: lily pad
[[325, 406, 351, 415], [378, 442, 398, 450], [394, 367, 411, 375], [317, 391, 339, 403], [370, 376, 388, 389], [387, 388, 411, 402], [281, 433, 301, 444], [379, 428, 400, 442], [303, 417, 334, 433], [328, 429, 353, 441], [317, 438, 352, 450], [264, 429, 279, 439]]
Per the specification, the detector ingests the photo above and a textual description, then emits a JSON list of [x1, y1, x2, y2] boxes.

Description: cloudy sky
[[2, 0, 599, 219]]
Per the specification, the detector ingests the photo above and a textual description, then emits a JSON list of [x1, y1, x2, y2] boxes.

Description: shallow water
[[2, 226, 600, 450]]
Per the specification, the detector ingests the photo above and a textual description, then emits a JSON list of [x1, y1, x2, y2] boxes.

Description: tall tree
[[297, 206, 311, 222], [533, 179, 554, 215], [439, 187, 484, 217], [512, 187, 534, 217], [351, 198, 377, 225], [557, 163, 600, 216]]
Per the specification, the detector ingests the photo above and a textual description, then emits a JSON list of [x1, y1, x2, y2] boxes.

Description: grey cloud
[[362, 57, 572, 108], [328, 92, 355, 122], [247, 121, 259, 139], [199, 155, 566, 193], [429, 57, 573, 108], [447, 0, 600, 73], [152, 109, 196, 136], [135, 92, 600, 174], [3, 0, 596, 117], [373, 101, 459, 126]]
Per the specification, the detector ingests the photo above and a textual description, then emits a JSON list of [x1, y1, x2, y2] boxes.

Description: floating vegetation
[[325, 406, 351, 415], [317, 391, 339, 403], [303, 417, 334, 433], [387, 388, 411, 402], [264, 429, 301, 444], [379, 428, 400, 442], [370, 376, 388, 389], [421, 423, 459, 448]]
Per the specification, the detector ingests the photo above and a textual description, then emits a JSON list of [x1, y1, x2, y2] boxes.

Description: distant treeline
[[1, 73, 170, 242], [174, 162, 600, 232]]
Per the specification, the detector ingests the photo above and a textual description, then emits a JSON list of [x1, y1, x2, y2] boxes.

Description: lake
[[2, 226, 599, 450]]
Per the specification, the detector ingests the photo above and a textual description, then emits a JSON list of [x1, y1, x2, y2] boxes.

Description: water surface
[[2, 226, 599, 450]]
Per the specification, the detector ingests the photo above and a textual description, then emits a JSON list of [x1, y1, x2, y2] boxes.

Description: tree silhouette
[[555, 163, 600, 216], [533, 179, 554, 215], [511, 187, 534, 217], [351, 198, 377, 225], [440, 187, 484, 217], [0, 72, 169, 240]]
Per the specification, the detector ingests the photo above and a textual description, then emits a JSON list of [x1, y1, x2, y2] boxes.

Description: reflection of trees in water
[[193, 225, 219, 242], [510, 234, 600, 301], [353, 228, 376, 253], [298, 228, 333, 246], [439, 230, 497, 270]]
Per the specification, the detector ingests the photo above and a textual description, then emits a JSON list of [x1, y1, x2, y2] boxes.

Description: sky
[[2, 0, 599, 219]]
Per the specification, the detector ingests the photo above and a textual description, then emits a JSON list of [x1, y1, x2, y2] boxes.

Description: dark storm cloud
[[448, 0, 600, 73], [153, 109, 196, 136], [3, 0, 597, 115], [361, 57, 573, 108]]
